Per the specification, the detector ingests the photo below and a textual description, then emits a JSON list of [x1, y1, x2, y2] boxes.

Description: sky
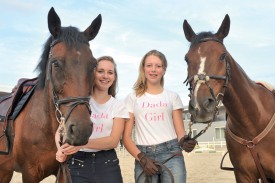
[[0, 0, 275, 105]]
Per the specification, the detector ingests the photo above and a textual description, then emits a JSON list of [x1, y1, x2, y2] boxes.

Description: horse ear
[[48, 7, 61, 38], [183, 20, 196, 42], [84, 14, 102, 41], [216, 14, 230, 41]]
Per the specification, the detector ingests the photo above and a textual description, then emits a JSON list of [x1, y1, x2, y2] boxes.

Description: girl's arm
[[84, 117, 125, 150], [172, 109, 186, 141], [122, 112, 141, 159]]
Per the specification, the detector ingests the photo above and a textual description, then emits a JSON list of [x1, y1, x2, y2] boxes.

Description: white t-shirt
[[125, 90, 184, 145], [82, 96, 129, 152]]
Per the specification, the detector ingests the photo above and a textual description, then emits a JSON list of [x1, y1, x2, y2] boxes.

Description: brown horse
[[0, 7, 101, 182], [183, 15, 275, 182]]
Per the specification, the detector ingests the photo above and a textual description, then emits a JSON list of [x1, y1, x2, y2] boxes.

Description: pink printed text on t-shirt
[[141, 101, 168, 108], [93, 123, 104, 133], [145, 112, 164, 122], [91, 112, 108, 119]]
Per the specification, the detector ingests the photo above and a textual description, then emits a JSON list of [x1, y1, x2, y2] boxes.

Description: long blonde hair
[[94, 56, 118, 97], [133, 50, 167, 96]]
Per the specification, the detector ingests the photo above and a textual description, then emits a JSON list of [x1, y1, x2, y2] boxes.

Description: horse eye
[[220, 53, 227, 61], [51, 60, 60, 68]]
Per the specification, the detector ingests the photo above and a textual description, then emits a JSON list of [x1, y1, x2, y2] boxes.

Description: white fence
[[197, 141, 226, 149]]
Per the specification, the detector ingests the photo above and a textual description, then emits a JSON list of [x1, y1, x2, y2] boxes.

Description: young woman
[[55, 56, 129, 183], [123, 50, 196, 183]]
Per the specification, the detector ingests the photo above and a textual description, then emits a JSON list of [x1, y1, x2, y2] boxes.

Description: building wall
[[182, 105, 226, 142]]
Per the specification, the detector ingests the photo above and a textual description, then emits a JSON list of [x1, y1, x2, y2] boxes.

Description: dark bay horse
[[0, 7, 101, 182], [183, 14, 275, 182]]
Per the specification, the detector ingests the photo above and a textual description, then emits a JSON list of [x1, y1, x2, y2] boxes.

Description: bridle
[[184, 37, 231, 139], [47, 39, 92, 132], [48, 39, 93, 183]]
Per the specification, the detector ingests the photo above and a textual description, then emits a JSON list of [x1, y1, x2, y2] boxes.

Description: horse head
[[183, 15, 230, 123], [36, 7, 102, 145]]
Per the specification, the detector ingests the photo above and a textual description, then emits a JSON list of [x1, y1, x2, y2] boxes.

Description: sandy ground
[[10, 148, 235, 183]]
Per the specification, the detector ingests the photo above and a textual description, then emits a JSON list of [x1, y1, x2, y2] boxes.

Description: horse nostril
[[69, 124, 76, 135], [203, 97, 215, 111], [189, 100, 195, 113]]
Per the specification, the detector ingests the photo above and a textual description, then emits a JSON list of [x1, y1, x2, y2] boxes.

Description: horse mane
[[35, 26, 89, 89], [190, 31, 215, 47]]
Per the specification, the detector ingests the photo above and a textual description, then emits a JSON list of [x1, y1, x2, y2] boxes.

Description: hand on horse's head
[[179, 135, 197, 153]]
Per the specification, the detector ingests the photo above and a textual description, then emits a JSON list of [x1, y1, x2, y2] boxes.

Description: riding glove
[[137, 152, 159, 176], [179, 135, 197, 153]]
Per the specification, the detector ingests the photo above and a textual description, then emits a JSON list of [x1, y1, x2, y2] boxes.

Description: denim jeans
[[135, 139, 186, 183], [67, 149, 123, 183]]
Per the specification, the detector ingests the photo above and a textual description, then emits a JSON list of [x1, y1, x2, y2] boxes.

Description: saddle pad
[[256, 81, 275, 95]]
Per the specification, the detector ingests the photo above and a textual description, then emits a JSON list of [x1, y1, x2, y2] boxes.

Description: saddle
[[0, 78, 37, 154]]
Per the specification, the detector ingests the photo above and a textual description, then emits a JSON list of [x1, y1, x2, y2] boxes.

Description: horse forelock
[[190, 32, 215, 47], [35, 26, 90, 89]]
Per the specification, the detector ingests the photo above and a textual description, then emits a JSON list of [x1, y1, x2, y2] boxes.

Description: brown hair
[[133, 50, 167, 96]]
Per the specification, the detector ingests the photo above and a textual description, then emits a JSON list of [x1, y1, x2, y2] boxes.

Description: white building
[[182, 105, 226, 142]]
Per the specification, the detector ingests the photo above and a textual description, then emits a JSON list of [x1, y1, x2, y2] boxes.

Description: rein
[[221, 113, 275, 183], [48, 39, 91, 183], [136, 150, 183, 183]]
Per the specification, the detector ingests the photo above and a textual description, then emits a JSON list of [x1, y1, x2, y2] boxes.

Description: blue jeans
[[67, 149, 123, 183], [135, 139, 186, 183]]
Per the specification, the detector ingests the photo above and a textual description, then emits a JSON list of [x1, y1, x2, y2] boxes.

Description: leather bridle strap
[[225, 112, 275, 182], [55, 162, 72, 183]]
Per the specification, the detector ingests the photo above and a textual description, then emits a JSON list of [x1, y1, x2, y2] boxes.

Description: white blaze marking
[[194, 47, 206, 110], [77, 51, 81, 63]]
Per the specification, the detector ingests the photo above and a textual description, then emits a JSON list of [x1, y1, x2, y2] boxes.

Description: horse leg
[[234, 171, 258, 183], [0, 159, 14, 183], [0, 171, 13, 183]]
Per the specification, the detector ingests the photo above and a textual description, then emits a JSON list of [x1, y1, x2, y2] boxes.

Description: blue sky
[[1, 0, 275, 105]]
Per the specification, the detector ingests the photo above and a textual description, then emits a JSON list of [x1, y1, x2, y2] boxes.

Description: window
[[215, 127, 225, 140], [191, 129, 197, 139]]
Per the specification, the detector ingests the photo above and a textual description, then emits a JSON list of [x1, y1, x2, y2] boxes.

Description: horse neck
[[223, 58, 275, 136], [30, 88, 59, 133]]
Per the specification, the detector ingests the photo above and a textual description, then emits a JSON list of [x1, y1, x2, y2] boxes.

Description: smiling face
[[143, 55, 165, 86], [94, 60, 116, 93]]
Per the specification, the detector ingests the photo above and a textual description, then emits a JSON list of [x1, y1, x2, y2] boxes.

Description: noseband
[[184, 37, 231, 139], [47, 39, 92, 136]]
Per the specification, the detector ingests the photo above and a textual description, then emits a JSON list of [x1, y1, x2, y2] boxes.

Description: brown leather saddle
[[0, 78, 37, 154]]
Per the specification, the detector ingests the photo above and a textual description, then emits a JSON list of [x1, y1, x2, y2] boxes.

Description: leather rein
[[136, 150, 183, 183], [48, 39, 92, 183]]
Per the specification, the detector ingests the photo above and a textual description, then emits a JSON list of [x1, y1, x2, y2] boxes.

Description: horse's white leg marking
[[194, 47, 206, 111]]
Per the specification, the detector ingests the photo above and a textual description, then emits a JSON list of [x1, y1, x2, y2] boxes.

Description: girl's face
[[143, 55, 165, 85], [94, 60, 115, 92]]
